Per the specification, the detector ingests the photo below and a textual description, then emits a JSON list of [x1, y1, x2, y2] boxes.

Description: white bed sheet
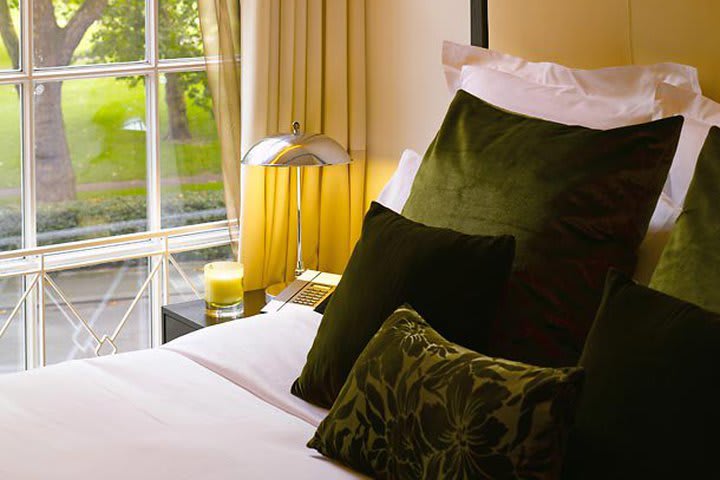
[[163, 307, 328, 427], [0, 338, 365, 479]]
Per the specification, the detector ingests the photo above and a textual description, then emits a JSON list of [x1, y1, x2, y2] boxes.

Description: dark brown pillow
[[292, 202, 515, 408]]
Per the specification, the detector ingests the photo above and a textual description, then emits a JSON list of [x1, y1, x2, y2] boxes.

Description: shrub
[[0, 190, 227, 253]]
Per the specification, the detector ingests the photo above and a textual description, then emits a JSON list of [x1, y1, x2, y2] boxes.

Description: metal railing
[[0, 219, 236, 371]]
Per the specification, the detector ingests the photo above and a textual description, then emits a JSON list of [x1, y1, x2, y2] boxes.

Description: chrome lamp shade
[[241, 122, 352, 278], [242, 122, 351, 167]]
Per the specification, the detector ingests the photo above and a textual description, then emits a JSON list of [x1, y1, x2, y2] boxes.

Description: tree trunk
[[0, 0, 19, 69], [30, 0, 106, 203], [35, 82, 77, 203], [165, 75, 192, 141]]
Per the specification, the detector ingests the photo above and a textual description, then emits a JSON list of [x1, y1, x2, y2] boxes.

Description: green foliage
[[86, 0, 211, 112], [86, 0, 145, 63], [52, 0, 91, 28], [0, 190, 226, 251]]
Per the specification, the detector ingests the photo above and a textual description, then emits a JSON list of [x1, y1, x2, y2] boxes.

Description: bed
[[0, 309, 368, 479]]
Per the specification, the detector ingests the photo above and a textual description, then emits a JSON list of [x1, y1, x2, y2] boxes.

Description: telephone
[[261, 270, 341, 314]]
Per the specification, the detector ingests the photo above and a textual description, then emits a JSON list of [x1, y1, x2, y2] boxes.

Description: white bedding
[[162, 307, 330, 427], [0, 310, 367, 480]]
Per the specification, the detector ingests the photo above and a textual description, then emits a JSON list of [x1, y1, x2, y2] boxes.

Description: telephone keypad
[[291, 283, 334, 307]]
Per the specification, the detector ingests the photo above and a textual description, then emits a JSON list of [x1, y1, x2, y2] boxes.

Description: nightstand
[[161, 289, 267, 344]]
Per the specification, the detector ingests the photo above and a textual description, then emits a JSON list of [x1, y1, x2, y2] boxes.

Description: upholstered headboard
[[471, 0, 720, 101]]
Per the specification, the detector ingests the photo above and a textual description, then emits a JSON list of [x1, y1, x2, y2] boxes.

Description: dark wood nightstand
[[161, 289, 266, 344]]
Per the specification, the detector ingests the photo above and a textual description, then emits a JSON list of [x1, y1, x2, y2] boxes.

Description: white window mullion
[[20, 0, 40, 370], [147, 70, 164, 347], [146, 0, 164, 347]]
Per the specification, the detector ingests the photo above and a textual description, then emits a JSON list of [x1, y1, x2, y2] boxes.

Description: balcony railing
[[0, 219, 236, 373]]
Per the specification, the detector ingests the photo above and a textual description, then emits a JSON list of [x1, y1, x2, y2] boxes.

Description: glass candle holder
[[204, 262, 244, 318]]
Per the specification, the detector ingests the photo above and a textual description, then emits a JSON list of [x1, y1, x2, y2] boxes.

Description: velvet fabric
[[650, 126, 720, 313], [403, 90, 683, 367], [309, 306, 585, 480], [563, 270, 720, 479], [292, 202, 515, 408]]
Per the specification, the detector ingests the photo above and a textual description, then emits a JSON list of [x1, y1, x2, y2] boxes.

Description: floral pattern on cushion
[[308, 306, 584, 480]]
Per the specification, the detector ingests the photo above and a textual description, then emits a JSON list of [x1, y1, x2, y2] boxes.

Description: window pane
[[159, 0, 203, 60], [0, 84, 21, 252], [34, 0, 145, 68], [45, 259, 150, 365], [160, 72, 224, 228], [0, 1, 20, 70], [35, 76, 147, 246], [0, 276, 24, 374], [168, 244, 234, 304]]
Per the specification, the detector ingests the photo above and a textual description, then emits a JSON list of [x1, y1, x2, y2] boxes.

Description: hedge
[[0, 190, 227, 252]]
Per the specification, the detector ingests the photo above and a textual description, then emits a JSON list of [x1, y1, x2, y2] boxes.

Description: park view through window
[[0, 0, 224, 249], [0, 0, 235, 373]]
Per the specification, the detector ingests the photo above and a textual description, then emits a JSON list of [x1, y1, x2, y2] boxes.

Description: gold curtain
[[198, 0, 242, 249], [240, 0, 367, 290]]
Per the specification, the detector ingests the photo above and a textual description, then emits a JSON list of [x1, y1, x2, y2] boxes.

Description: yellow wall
[[365, 0, 470, 205], [631, 0, 720, 101], [489, 0, 631, 68], [490, 0, 720, 100]]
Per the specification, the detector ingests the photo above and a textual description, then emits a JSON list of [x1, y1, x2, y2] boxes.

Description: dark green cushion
[[403, 90, 683, 366], [309, 306, 585, 480], [292, 202, 515, 408], [564, 269, 720, 479], [650, 126, 720, 313]]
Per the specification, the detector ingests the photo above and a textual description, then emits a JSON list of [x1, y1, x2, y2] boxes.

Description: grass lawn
[[0, 75, 222, 201]]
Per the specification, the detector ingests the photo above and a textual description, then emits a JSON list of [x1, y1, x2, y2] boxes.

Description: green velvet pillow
[[309, 306, 585, 480], [292, 202, 515, 408], [403, 90, 683, 367], [563, 269, 720, 479], [650, 126, 720, 313]]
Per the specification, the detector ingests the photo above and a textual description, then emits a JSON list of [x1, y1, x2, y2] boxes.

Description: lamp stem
[[295, 167, 304, 277]]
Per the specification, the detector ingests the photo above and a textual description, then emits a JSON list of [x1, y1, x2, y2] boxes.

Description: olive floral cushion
[[308, 306, 585, 480]]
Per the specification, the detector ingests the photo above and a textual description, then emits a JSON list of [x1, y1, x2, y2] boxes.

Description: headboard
[[471, 0, 720, 101]]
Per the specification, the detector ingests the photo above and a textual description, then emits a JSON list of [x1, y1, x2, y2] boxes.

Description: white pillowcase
[[375, 149, 422, 213], [633, 83, 720, 283], [634, 192, 682, 284], [459, 65, 654, 129], [443, 41, 702, 99], [655, 82, 720, 205]]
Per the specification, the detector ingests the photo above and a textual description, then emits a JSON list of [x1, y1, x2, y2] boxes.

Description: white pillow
[[632, 83, 720, 283], [375, 149, 422, 213], [459, 65, 654, 129], [634, 192, 682, 284], [443, 41, 702, 99], [655, 82, 720, 205]]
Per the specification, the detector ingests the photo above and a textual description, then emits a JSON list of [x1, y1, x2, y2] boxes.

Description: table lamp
[[242, 122, 352, 277]]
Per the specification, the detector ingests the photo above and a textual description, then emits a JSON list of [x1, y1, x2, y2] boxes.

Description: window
[[0, 0, 236, 373]]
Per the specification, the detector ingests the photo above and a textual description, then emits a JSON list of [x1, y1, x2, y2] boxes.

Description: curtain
[[198, 0, 243, 249], [240, 0, 367, 290]]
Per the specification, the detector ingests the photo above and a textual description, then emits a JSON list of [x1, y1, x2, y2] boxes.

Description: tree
[[0, 0, 209, 203], [88, 0, 210, 141], [0, 0, 109, 201]]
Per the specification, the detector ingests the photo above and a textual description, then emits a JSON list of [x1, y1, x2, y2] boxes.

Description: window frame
[[0, 0, 234, 371]]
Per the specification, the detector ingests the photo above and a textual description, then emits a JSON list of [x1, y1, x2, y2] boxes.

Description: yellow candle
[[204, 262, 244, 307]]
